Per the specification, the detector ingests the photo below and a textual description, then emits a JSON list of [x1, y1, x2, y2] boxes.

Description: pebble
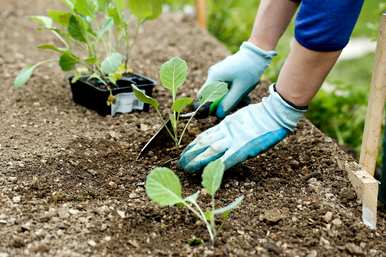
[[12, 195, 21, 203], [69, 209, 80, 215], [323, 212, 333, 223], [117, 210, 125, 218], [0, 253, 9, 257], [8, 177, 17, 182]]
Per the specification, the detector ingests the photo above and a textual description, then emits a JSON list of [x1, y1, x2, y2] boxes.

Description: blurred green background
[[167, 0, 385, 159]]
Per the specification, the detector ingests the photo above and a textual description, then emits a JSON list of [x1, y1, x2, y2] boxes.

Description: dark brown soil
[[1, 1, 386, 257]]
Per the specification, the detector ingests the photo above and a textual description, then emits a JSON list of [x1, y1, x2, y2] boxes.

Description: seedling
[[133, 56, 228, 146], [14, 0, 162, 88], [145, 159, 244, 243]]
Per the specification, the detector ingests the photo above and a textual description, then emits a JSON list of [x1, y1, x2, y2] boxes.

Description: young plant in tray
[[133, 56, 228, 146], [14, 0, 162, 116], [145, 159, 244, 243]]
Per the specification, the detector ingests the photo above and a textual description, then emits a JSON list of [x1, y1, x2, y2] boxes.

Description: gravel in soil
[[1, 1, 386, 257]]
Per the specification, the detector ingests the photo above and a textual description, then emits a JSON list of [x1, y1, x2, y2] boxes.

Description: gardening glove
[[198, 41, 276, 118], [179, 85, 307, 173]]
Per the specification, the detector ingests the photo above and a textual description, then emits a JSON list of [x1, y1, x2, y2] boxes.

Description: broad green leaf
[[185, 191, 200, 204], [30, 16, 53, 29], [85, 56, 97, 65], [160, 57, 188, 98], [202, 159, 225, 197], [132, 85, 160, 109], [127, 0, 162, 21], [59, 52, 79, 71], [146, 167, 183, 207], [198, 81, 228, 105], [97, 17, 114, 39], [101, 52, 124, 74], [14, 64, 39, 88], [74, 0, 97, 16], [213, 196, 244, 216], [68, 15, 87, 42], [172, 97, 193, 113], [47, 10, 71, 26], [38, 44, 66, 53]]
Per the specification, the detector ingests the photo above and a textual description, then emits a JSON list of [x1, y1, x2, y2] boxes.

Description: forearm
[[249, 0, 299, 51]]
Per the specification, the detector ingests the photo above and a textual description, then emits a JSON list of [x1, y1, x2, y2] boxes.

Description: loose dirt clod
[[1, 1, 386, 257]]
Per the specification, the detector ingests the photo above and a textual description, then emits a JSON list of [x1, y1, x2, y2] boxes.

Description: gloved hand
[[198, 41, 276, 118], [179, 85, 307, 173]]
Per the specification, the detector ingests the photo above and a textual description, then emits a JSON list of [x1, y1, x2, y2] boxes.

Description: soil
[[1, 1, 386, 257]]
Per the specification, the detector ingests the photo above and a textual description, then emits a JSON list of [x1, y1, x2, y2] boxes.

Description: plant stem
[[210, 196, 217, 238], [182, 201, 215, 243]]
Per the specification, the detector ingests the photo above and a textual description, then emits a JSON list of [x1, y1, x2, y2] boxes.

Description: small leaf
[[68, 15, 87, 42], [160, 57, 188, 98], [132, 85, 160, 109], [38, 44, 66, 53], [101, 52, 123, 74], [213, 196, 244, 216], [172, 97, 193, 113], [146, 167, 184, 207], [30, 16, 53, 29], [47, 10, 71, 26], [198, 81, 228, 105], [59, 52, 79, 71], [74, 0, 97, 17], [185, 191, 200, 204], [14, 64, 38, 88], [202, 159, 225, 197]]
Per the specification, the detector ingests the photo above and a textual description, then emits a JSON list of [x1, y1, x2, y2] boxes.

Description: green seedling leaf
[[113, 0, 126, 12], [30, 16, 53, 29], [160, 57, 188, 98], [107, 5, 123, 28], [38, 44, 66, 53], [97, 17, 114, 39], [132, 85, 160, 109], [127, 0, 162, 21], [97, 0, 109, 11], [59, 52, 79, 71], [185, 191, 200, 204], [101, 52, 123, 74], [213, 196, 244, 217], [202, 159, 225, 197], [14, 64, 39, 88], [188, 237, 204, 246], [74, 0, 97, 17], [198, 81, 228, 105], [47, 10, 71, 26], [68, 15, 87, 42], [61, 0, 75, 9], [172, 97, 194, 113], [146, 167, 184, 207]]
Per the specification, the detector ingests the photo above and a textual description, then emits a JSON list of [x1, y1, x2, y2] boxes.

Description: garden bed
[[1, 1, 386, 256]]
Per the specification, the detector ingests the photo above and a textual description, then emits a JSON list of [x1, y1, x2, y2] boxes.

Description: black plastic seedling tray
[[70, 73, 155, 116]]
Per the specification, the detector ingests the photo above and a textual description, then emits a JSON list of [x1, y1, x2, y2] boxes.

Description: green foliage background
[[168, 0, 385, 158]]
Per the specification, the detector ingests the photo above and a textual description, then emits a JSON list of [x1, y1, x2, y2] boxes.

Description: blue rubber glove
[[198, 41, 276, 118], [179, 85, 307, 173]]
